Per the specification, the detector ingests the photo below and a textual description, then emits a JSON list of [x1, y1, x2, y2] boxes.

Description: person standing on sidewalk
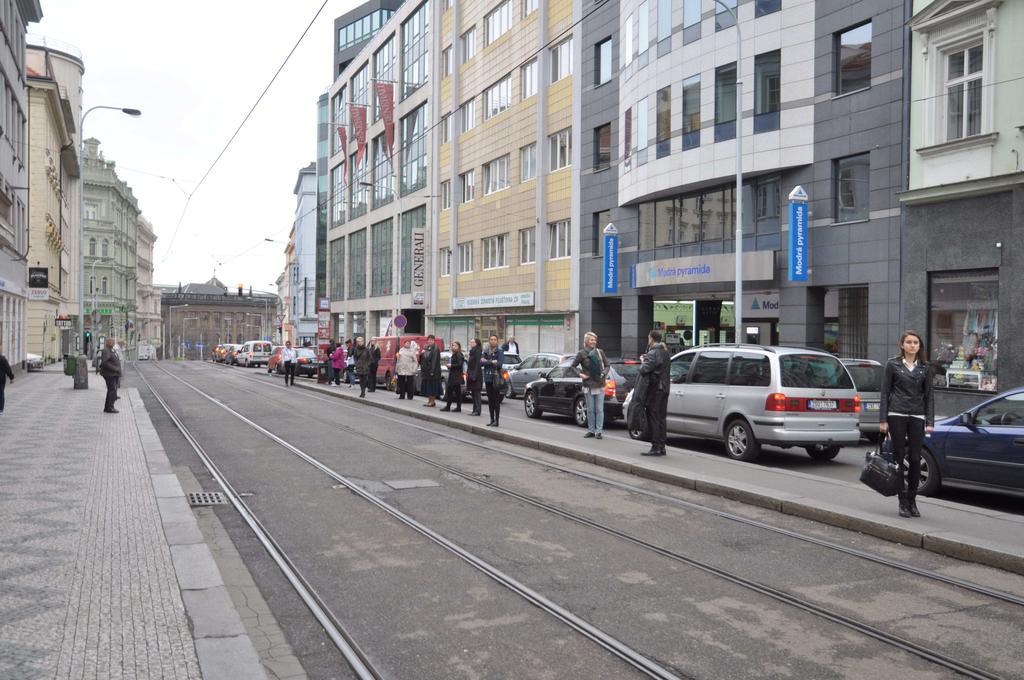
[[352, 337, 371, 397], [344, 339, 356, 388], [483, 335, 505, 427], [330, 342, 345, 386], [466, 338, 482, 416], [0, 343, 14, 415], [441, 341, 465, 412], [396, 339, 418, 399], [879, 330, 935, 518], [99, 337, 122, 414], [325, 342, 337, 385], [501, 336, 519, 356], [367, 339, 381, 392], [281, 340, 297, 386], [571, 332, 609, 440], [639, 330, 669, 456], [420, 335, 442, 408]]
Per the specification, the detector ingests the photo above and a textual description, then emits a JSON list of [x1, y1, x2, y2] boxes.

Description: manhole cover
[[187, 491, 227, 506]]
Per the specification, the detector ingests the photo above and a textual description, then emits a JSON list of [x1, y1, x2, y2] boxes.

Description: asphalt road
[[131, 361, 1024, 680]]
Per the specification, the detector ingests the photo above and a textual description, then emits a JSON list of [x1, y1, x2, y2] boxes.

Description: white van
[[138, 343, 155, 361], [238, 340, 273, 368]]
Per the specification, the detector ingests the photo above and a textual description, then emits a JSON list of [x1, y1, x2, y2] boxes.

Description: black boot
[[908, 494, 921, 518], [440, 405, 451, 412], [898, 491, 911, 518]]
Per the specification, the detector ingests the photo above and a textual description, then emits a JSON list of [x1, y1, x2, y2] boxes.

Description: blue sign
[[196, 343, 205, 349], [602, 223, 619, 294], [787, 185, 809, 282]]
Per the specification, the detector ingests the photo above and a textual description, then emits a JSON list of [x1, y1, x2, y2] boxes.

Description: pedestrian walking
[[344, 339, 356, 387], [367, 339, 381, 392], [330, 343, 346, 386], [419, 335, 443, 407], [571, 332, 610, 439], [326, 342, 337, 385], [501, 336, 520, 355], [352, 337, 371, 397], [99, 337, 122, 413], [483, 335, 505, 427], [639, 330, 669, 456], [396, 340, 418, 399], [441, 341, 465, 412], [466, 338, 482, 416], [281, 340, 297, 386], [879, 330, 935, 518], [0, 343, 14, 415]]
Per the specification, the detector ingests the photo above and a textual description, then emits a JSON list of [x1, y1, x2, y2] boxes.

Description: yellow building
[[135, 215, 161, 353]]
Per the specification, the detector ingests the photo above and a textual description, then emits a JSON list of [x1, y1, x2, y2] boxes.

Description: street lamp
[[78, 106, 141, 358]]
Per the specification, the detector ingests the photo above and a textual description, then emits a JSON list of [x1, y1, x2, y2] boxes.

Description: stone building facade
[[159, 279, 276, 360]]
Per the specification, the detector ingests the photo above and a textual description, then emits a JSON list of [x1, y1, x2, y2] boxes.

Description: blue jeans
[[585, 391, 604, 434]]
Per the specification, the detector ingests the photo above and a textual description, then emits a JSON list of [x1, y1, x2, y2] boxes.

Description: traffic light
[[84, 330, 92, 342]]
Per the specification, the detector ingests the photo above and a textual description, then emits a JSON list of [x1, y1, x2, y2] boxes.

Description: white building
[[289, 162, 318, 345]]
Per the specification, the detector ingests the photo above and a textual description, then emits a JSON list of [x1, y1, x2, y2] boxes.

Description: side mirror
[[958, 412, 974, 426], [539, 370, 550, 380]]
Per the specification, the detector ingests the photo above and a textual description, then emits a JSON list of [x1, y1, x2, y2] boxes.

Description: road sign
[[394, 314, 408, 329], [602, 223, 619, 294], [55, 318, 73, 330], [788, 185, 809, 282]]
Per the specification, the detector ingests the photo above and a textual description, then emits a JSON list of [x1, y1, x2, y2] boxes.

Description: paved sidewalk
[[286, 374, 1024, 575], [0, 368, 264, 679]]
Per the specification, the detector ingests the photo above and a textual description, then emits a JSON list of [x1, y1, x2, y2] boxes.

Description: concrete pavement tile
[[923, 531, 1024, 576], [182, 586, 247, 638], [152, 473, 186, 498], [163, 519, 205, 546], [158, 496, 196, 525], [194, 636, 267, 680], [171, 543, 224, 590]]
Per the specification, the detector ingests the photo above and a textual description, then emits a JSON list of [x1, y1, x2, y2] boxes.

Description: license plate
[[863, 402, 879, 412], [807, 399, 837, 411]]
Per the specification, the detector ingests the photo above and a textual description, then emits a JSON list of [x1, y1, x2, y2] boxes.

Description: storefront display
[[929, 271, 998, 391]]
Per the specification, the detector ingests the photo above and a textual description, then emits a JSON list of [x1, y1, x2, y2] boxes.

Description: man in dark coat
[[466, 338, 483, 416], [638, 330, 670, 456], [367, 340, 381, 392], [0, 344, 14, 415], [420, 335, 443, 407], [352, 337, 371, 397], [99, 337, 122, 414]]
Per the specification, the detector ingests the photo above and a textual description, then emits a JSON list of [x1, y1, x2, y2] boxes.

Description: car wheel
[[918, 448, 941, 496], [573, 396, 588, 428], [805, 445, 841, 461], [524, 390, 543, 419], [724, 418, 762, 462]]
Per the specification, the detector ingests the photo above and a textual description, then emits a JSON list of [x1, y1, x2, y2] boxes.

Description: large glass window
[[682, 0, 701, 43], [373, 37, 395, 120], [400, 206, 424, 294], [329, 236, 345, 300], [657, 0, 671, 44], [594, 124, 611, 170], [485, 75, 512, 119], [400, 104, 428, 195], [834, 153, 870, 222], [930, 270, 999, 391], [485, 155, 510, 194], [521, 59, 538, 98], [371, 134, 394, 209], [549, 220, 571, 259], [551, 38, 573, 82], [835, 22, 872, 95], [946, 44, 983, 141], [485, 1, 512, 45], [520, 144, 536, 181], [595, 39, 612, 86], [754, 50, 781, 133], [656, 86, 671, 158], [402, 3, 429, 98], [520, 227, 536, 264], [350, 153, 368, 219], [623, 14, 634, 67], [348, 229, 366, 299], [637, 0, 649, 55], [331, 166, 345, 225], [715, 62, 737, 141], [353, 64, 369, 111], [682, 75, 701, 150], [482, 234, 508, 269], [549, 128, 572, 171], [371, 220, 393, 297]]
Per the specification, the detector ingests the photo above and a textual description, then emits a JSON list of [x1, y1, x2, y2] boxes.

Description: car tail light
[[604, 379, 616, 398], [502, 370, 510, 380], [765, 393, 788, 412]]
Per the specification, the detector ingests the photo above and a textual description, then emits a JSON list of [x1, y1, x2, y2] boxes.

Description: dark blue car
[[921, 388, 1024, 497]]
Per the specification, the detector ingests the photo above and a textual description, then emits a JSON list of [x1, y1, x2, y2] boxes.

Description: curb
[[291, 379, 1024, 576], [129, 389, 268, 680]]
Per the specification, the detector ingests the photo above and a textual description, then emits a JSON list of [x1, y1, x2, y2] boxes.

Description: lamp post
[[78, 106, 141, 358], [712, 1, 744, 340], [88, 256, 112, 357]]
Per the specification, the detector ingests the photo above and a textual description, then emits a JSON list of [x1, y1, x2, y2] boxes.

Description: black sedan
[[274, 348, 319, 377], [505, 352, 572, 398], [523, 358, 641, 427]]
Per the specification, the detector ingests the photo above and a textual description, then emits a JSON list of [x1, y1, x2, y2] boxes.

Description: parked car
[[841, 358, 883, 441], [238, 340, 273, 368], [275, 347, 317, 376], [625, 345, 862, 462], [211, 344, 224, 362], [225, 344, 243, 365], [137, 343, 155, 361], [266, 346, 284, 374], [505, 353, 573, 398], [524, 358, 641, 427], [26, 353, 44, 371], [919, 387, 1024, 497]]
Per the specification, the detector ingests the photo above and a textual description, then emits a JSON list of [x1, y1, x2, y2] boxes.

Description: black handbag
[[859, 436, 902, 497]]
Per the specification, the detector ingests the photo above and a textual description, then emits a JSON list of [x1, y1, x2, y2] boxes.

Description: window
[[834, 153, 870, 222], [728, 353, 771, 387], [351, 152, 368, 218], [402, 3, 429, 98], [348, 229, 366, 299], [656, 86, 671, 158], [485, 1, 512, 45], [460, 98, 476, 132], [485, 156, 510, 194], [549, 128, 572, 170], [550, 38, 573, 82], [755, 179, 780, 219], [371, 219, 393, 297], [690, 351, 732, 383], [441, 180, 452, 209], [682, 0, 701, 42], [671, 353, 695, 383], [101, 239, 109, 258], [458, 242, 473, 273], [371, 134, 394, 209], [835, 23, 872, 95], [715, 0, 737, 31], [637, 0, 649, 55], [520, 144, 536, 181], [88, 276, 95, 295], [715, 62, 737, 141], [780, 354, 854, 389], [460, 169, 476, 202], [595, 39, 612, 86], [623, 14, 634, 67], [657, 0, 671, 44], [593, 210, 610, 256], [461, 28, 476, 63], [88, 238, 95, 256], [101, 277, 108, 295], [976, 394, 1023, 423], [353, 64, 369, 112], [483, 234, 509, 269], [373, 37, 395, 120], [329, 237, 345, 300], [520, 228, 536, 263], [930, 270, 998, 391], [442, 46, 453, 77], [522, 0, 538, 17], [755, 0, 781, 17], [400, 104, 428, 195], [441, 113, 452, 143], [594, 124, 611, 170], [521, 59, 538, 98], [636, 97, 649, 151], [331, 166, 345, 225], [682, 75, 700, 150], [440, 247, 451, 276], [946, 44, 983, 141], [485, 76, 512, 119], [754, 50, 781, 133], [548, 220, 571, 259]]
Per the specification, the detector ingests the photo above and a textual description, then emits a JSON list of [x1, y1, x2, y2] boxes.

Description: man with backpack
[[571, 332, 610, 439]]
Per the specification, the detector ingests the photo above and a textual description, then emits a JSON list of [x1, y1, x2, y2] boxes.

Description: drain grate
[[187, 491, 227, 506]]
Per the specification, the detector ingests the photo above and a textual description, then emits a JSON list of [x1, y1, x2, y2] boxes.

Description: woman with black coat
[[466, 338, 483, 416], [352, 337, 372, 398], [482, 335, 505, 427], [879, 330, 935, 518], [441, 341, 465, 412]]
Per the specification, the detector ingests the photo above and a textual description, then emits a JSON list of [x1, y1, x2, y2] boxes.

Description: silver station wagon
[[627, 345, 862, 462]]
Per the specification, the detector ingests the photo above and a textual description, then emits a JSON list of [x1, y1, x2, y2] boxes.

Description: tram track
[[146, 361, 1015, 680]]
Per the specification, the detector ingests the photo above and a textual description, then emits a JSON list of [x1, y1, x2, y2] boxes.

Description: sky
[[33, 0, 358, 293]]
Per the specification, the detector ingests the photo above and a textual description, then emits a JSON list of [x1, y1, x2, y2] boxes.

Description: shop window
[[930, 270, 998, 391]]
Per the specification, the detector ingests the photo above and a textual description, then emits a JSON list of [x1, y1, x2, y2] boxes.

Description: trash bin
[[64, 354, 76, 376], [317, 363, 329, 384]]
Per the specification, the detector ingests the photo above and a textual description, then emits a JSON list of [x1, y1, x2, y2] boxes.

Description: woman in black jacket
[[482, 335, 505, 427], [466, 338, 483, 416], [441, 341, 465, 412], [879, 330, 934, 518]]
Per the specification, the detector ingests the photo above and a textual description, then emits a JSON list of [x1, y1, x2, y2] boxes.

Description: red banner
[[624, 106, 632, 162], [352, 105, 367, 169], [374, 81, 396, 160]]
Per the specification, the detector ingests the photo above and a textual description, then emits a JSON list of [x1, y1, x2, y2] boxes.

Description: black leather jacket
[[879, 356, 934, 425], [639, 343, 670, 395]]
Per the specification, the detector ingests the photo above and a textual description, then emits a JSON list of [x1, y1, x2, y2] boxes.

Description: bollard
[[74, 354, 89, 389]]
